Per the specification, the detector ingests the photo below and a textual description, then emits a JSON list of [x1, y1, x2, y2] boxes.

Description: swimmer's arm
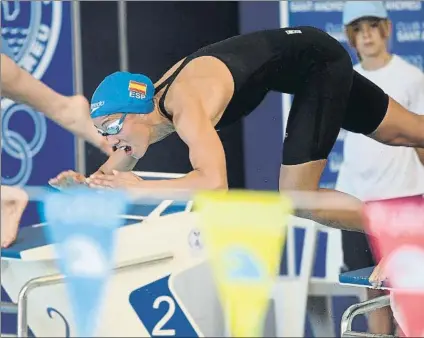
[[96, 149, 139, 174], [170, 99, 228, 189], [132, 94, 228, 190], [1, 54, 69, 121]]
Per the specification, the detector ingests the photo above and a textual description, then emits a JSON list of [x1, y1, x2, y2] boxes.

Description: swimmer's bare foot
[[369, 261, 387, 288], [54, 95, 112, 155], [1, 186, 28, 248]]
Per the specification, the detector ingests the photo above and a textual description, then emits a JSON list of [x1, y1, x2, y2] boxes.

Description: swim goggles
[[97, 113, 128, 136]]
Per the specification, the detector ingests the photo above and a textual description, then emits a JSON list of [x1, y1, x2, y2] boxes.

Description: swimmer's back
[[196, 27, 346, 85], [159, 26, 349, 128]]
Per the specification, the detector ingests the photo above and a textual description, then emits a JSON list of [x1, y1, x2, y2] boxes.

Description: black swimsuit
[[155, 26, 389, 165]]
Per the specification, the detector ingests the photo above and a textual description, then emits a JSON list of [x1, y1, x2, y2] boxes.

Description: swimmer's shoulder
[[170, 57, 233, 96], [162, 57, 234, 119]]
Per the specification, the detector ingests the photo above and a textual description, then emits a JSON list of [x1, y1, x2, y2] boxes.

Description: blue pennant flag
[[41, 187, 129, 337]]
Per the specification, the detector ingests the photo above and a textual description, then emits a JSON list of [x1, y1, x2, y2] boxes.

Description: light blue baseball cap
[[343, 1, 388, 26], [90, 71, 155, 118]]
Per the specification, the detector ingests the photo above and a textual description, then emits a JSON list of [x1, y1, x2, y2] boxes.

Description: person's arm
[[131, 87, 227, 189], [153, 98, 227, 189], [2, 54, 68, 118], [410, 74, 424, 164], [97, 149, 139, 174], [1, 54, 111, 154]]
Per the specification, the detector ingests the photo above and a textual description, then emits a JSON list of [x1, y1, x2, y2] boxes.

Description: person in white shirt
[[338, 1, 424, 335]]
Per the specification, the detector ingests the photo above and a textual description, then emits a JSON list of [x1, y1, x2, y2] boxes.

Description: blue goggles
[[97, 113, 127, 136]]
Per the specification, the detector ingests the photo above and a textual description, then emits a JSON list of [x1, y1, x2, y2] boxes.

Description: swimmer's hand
[[87, 170, 143, 189], [48, 170, 88, 190], [369, 261, 387, 288]]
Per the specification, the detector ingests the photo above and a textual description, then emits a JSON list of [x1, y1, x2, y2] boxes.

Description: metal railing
[[340, 295, 394, 338], [1, 252, 173, 338]]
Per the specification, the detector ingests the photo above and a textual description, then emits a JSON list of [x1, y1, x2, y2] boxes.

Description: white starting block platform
[[339, 267, 393, 338], [1, 199, 211, 337], [1, 172, 369, 337], [1, 172, 223, 337]]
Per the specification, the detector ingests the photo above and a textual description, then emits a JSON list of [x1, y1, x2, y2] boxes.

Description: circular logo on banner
[[1, 0, 62, 78], [1, 1, 63, 185]]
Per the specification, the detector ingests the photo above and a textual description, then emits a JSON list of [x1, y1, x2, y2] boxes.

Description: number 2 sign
[[129, 275, 200, 337]]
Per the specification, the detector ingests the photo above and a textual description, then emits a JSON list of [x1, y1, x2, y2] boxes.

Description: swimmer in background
[[1, 52, 113, 248]]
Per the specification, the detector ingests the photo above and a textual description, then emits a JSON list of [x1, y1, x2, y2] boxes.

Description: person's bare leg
[[1, 186, 28, 248], [279, 160, 364, 232], [366, 289, 393, 335], [370, 97, 424, 147]]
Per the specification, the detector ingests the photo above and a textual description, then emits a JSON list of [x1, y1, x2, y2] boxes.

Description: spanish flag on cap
[[128, 80, 147, 96], [91, 72, 155, 117]]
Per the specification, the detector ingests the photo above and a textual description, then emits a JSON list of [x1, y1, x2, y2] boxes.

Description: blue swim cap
[[90, 71, 155, 118], [343, 1, 388, 26]]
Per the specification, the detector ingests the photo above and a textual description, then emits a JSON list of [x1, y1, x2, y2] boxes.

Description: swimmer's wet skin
[[51, 25, 424, 233]]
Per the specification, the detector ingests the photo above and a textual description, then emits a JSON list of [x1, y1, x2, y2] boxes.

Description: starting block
[[0, 173, 289, 337], [340, 195, 424, 338], [1, 203, 214, 337], [339, 267, 393, 338], [0, 172, 219, 337], [1, 172, 373, 337]]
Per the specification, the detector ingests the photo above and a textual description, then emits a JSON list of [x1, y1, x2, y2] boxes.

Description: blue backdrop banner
[[1, 0, 76, 225], [1, 1, 76, 334]]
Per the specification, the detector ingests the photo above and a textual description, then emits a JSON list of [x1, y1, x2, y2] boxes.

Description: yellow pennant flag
[[194, 190, 292, 337]]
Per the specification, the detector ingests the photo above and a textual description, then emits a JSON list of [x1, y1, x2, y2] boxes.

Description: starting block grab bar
[[340, 295, 393, 338], [3, 252, 173, 338], [339, 267, 395, 338]]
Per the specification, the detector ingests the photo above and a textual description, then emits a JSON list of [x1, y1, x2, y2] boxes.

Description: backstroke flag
[[195, 190, 292, 337], [364, 195, 424, 337], [41, 187, 129, 337]]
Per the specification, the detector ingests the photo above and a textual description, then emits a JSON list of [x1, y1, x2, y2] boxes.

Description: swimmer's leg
[[280, 52, 365, 232], [344, 71, 424, 148], [369, 97, 424, 147], [279, 162, 364, 232]]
